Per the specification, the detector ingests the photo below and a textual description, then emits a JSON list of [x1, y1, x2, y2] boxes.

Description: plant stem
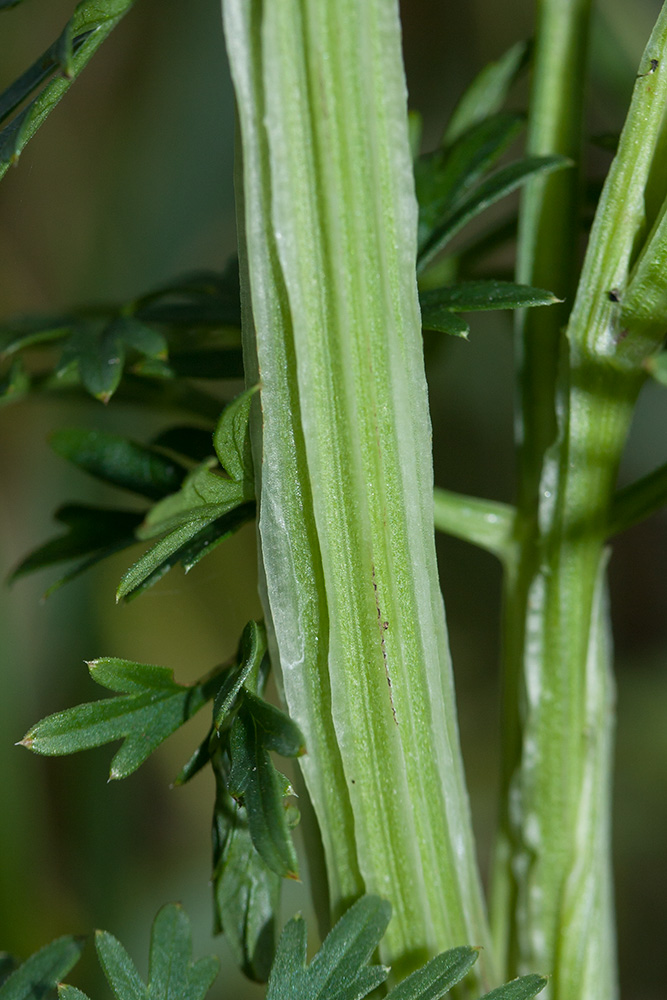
[[224, 0, 492, 986], [495, 5, 667, 996]]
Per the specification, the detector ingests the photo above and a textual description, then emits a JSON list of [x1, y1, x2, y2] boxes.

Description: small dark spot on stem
[[638, 58, 659, 77], [608, 288, 621, 303]]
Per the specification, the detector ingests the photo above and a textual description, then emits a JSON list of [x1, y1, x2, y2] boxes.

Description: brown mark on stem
[[371, 563, 397, 725]]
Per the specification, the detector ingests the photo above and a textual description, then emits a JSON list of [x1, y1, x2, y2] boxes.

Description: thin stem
[[496, 5, 667, 997]]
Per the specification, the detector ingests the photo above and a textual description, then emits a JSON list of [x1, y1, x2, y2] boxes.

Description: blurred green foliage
[[1, 1, 666, 998]]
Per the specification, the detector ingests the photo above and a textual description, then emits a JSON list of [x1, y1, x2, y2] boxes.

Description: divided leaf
[[478, 976, 547, 1000], [0, 936, 85, 1000], [265, 896, 390, 1000], [0, 0, 136, 181], [385, 946, 478, 1000], [95, 904, 218, 1000], [20, 657, 222, 779], [444, 39, 530, 144], [419, 281, 560, 336]]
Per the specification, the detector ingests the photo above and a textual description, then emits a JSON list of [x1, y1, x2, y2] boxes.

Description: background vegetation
[[1, 1, 665, 997]]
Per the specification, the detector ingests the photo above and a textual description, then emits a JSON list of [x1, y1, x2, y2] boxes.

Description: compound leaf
[[20, 658, 221, 780], [0, 936, 85, 1000], [0, 0, 136, 181], [266, 896, 390, 1000], [444, 39, 530, 144], [478, 976, 547, 1000], [385, 946, 478, 1000], [418, 155, 570, 272]]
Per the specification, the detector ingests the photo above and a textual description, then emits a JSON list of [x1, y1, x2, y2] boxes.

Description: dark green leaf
[[8, 505, 142, 583], [50, 428, 185, 499], [213, 619, 267, 729], [0, 936, 85, 1000], [0, 1, 24, 9], [228, 711, 299, 879], [416, 112, 524, 248], [478, 975, 547, 1000], [213, 385, 257, 487], [417, 155, 571, 273], [420, 281, 560, 316], [174, 728, 213, 785], [385, 946, 479, 1000], [444, 40, 530, 144], [212, 756, 280, 982], [117, 502, 255, 602], [421, 311, 470, 338], [58, 988, 91, 1000], [265, 896, 390, 1000], [75, 323, 125, 403], [115, 316, 167, 359], [95, 904, 218, 1000], [242, 690, 305, 757], [608, 459, 667, 536], [135, 264, 241, 330], [0, 315, 73, 355], [0, 0, 136, 181], [20, 658, 220, 779]]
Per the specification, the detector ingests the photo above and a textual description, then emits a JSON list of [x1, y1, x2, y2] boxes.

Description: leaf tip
[[16, 735, 33, 749]]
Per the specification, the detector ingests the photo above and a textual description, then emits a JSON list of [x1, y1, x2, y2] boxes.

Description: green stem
[[433, 487, 516, 563], [494, 0, 593, 974], [224, 0, 492, 987], [496, 5, 667, 996]]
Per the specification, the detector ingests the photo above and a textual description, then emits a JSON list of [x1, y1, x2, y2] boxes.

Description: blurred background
[[1, 0, 666, 997]]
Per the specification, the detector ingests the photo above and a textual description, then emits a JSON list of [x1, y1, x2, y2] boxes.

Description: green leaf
[[478, 975, 547, 1000], [420, 281, 560, 318], [228, 710, 299, 879], [211, 756, 280, 982], [8, 505, 142, 584], [138, 463, 245, 539], [265, 896, 390, 1000], [444, 40, 530, 144], [114, 317, 167, 359], [607, 459, 667, 536], [58, 988, 91, 1000], [0, 957, 17, 990], [385, 946, 479, 1000], [135, 264, 242, 330], [213, 385, 257, 487], [242, 690, 305, 757], [0, 358, 29, 405], [0, 936, 85, 1000], [20, 658, 220, 780], [0, 0, 136, 181], [416, 112, 525, 249], [0, 1, 24, 9], [0, 315, 73, 354], [95, 904, 218, 1000], [417, 155, 571, 273], [116, 501, 255, 602], [50, 428, 185, 499], [421, 310, 470, 338], [213, 619, 267, 729]]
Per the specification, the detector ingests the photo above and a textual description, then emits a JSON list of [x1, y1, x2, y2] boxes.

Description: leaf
[[478, 975, 547, 1000], [227, 709, 299, 879], [0, 0, 136, 181], [417, 155, 571, 273], [213, 619, 267, 729], [134, 264, 242, 330], [444, 40, 530, 144], [385, 946, 479, 1000], [19, 657, 221, 779], [58, 988, 91, 1000], [211, 757, 280, 982], [58, 322, 125, 403], [0, 1, 24, 9], [95, 904, 218, 1000], [645, 349, 667, 385], [420, 281, 560, 318], [0, 936, 85, 1000], [0, 358, 29, 405], [50, 428, 185, 499], [116, 501, 255, 602], [8, 505, 142, 584], [213, 384, 257, 487], [421, 311, 470, 338], [242, 690, 305, 757], [0, 957, 17, 990], [165, 348, 244, 379], [0, 315, 73, 355], [138, 463, 243, 539], [265, 896, 390, 1000], [416, 112, 525, 249]]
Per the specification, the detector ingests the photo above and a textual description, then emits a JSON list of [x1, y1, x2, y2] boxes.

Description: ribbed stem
[[224, 0, 492, 987]]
